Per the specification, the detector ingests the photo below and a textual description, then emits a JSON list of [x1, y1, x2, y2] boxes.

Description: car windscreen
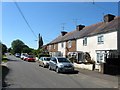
[[16, 53, 20, 55], [44, 58, 51, 61], [58, 58, 70, 63], [28, 55, 34, 58]]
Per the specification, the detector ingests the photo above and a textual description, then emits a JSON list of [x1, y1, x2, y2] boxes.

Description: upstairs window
[[98, 35, 104, 44], [83, 37, 87, 46], [49, 45, 51, 50], [67, 40, 72, 48], [61, 42, 64, 48], [53, 44, 56, 49]]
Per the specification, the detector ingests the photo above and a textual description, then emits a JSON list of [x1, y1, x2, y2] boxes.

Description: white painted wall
[[77, 31, 117, 63], [74, 63, 93, 70], [58, 42, 66, 57]]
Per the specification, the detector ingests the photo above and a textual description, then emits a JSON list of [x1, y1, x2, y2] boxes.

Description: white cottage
[[47, 14, 119, 71]]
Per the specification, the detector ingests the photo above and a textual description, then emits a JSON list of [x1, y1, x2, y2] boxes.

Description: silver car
[[15, 53, 21, 58], [39, 57, 51, 68], [48, 57, 74, 73]]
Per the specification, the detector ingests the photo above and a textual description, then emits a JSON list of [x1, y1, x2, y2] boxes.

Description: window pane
[[85, 38, 87, 45], [98, 35, 104, 44], [83, 37, 87, 46], [97, 53, 100, 63], [68, 41, 72, 48], [61, 43, 64, 48], [100, 54, 103, 61]]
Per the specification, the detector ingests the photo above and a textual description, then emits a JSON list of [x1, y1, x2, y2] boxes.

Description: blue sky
[[2, 2, 118, 49]]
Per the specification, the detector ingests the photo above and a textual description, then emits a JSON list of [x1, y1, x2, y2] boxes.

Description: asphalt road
[[4, 55, 118, 88]]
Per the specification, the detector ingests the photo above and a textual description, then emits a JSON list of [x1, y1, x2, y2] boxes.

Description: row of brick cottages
[[43, 14, 119, 71]]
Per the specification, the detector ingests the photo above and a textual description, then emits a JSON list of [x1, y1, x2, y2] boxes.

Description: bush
[[2, 55, 8, 62], [69, 57, 77, 63], [38, 54, 50, 58]]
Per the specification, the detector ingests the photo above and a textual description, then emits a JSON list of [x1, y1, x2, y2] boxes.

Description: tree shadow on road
[[2, 66, 10, 88], [7, 59, 21, 62]]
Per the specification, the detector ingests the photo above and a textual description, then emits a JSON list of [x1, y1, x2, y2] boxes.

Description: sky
[[1, 1, 119, 49]]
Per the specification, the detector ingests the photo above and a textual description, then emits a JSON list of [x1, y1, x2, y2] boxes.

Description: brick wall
[[48, 44, 58, 52], [65, 40, 76, 56]]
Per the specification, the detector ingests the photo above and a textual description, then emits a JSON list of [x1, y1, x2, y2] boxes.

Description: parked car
[[38, 57, 51, 68], [15, 53, 21, 58], [48, 57, 74, 73], [23, 55, 28, 61], [24, 55, 35, 62], [21, 53, 27, 60]]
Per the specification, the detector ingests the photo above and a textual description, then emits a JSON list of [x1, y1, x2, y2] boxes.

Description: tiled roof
[[49, 16, 119, 44]]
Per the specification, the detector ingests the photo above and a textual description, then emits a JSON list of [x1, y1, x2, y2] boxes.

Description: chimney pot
[[76, 25, 85, 31], [61, 31, 67, 36], [104, 14, 115, 22]]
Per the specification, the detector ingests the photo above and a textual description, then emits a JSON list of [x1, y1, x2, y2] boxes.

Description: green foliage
[[10, 39, 47, 58], [69, 57, 77, 63], [1, 43, 7, 55], [31, 49, 38, 56], [31, 48, 49, 58], [37, 48, 49, 58], [22, 47, 31, 53], [11, 39, 25, 54], [2, 55, 8, 62], [84, 52, 95, 64], [8, 48, 12, 52], [11, 39, 32, 54], [21, 45, 32, 54]]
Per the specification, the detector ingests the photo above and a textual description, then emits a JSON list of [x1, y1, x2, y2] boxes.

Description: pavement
[[1, 62, 8, 67], [73, 62, 119, 82], [75, 67, 118, 82], [74, 64, 119, 89]]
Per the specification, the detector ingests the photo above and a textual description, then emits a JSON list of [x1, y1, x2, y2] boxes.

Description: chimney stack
[[61, 31, 67, 36], [76, 25, 85, 31], [104, 14, 115, 22]]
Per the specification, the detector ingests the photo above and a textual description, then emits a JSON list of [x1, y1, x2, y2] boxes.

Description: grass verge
[[2, 55, 8, 63]]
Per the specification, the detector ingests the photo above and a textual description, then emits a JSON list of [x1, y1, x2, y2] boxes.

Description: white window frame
[[53, 44, 56, 49], [96, 51, 104, 63], [83, 37, 87, 46], [61, 42, 64, 48], [49, 45, 51, 50], [67, 40, 72, 48], [98, 35, 104, 44]]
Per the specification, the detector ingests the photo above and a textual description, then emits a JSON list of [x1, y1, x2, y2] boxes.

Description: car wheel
[[56, 67, 60, 73], [43, 64, 45, 68], [48, 65, 51, 70]]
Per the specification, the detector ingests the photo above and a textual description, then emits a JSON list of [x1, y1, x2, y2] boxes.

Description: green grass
[[2, 55, 8, 63]]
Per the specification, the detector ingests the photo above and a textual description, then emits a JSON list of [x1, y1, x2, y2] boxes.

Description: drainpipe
[[118, 2, 120, 58], [118, 25, 120, 58]]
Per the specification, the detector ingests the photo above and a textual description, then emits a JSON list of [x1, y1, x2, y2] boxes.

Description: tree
[[11, 39, 25, 54], [31, 49, 39, 57], [2, 43, 7, 55], [11, 39, 34, 54], [38, 33, 43, 49], [22, 45, 32, 54], [8, 48, 12, 52]]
